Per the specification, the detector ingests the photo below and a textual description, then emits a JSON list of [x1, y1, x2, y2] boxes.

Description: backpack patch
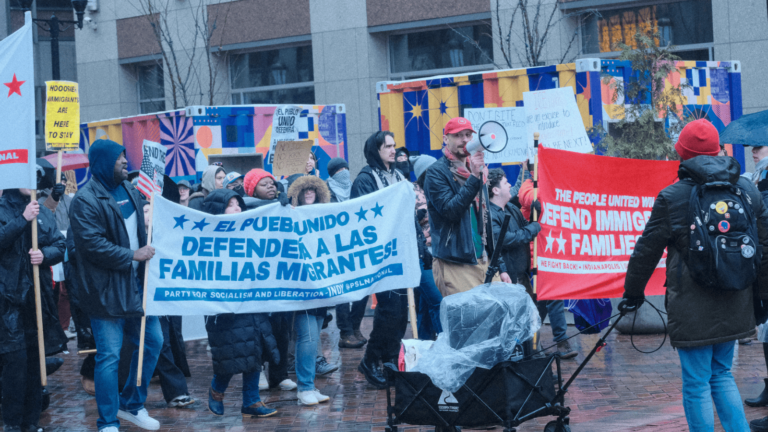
[[685, 182, 760, 291]]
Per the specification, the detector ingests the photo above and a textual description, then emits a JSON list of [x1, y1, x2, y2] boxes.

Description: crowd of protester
[[7, 117, 768, 432]]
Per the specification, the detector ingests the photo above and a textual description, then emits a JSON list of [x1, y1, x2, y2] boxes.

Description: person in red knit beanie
[[243, 169, 276, 199], [673, 118, 720, 161]]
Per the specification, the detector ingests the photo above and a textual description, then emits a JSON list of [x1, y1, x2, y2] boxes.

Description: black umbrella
[[720, 109, 768, 147]]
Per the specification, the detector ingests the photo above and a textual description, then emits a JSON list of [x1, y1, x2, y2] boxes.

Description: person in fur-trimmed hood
[[285, 175, 333, 405]]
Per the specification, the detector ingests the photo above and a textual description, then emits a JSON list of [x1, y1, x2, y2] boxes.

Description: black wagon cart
[[383, 305, 635, 432]]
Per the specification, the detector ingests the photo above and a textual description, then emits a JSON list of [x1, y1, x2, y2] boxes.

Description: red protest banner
[[536, 147, 679, 300]]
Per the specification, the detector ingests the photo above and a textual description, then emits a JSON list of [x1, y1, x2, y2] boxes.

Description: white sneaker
[[278, 378, 297, 391], [117, 408, 160, 430], [313, 389, 330, 403], [297, 390, 319, 405], [259, 371, 269, 391], [99, 428, 119, 432]]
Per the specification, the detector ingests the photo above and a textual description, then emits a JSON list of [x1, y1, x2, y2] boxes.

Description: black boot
[[746, 378, 768, 407], [358, 355, 387, 389], [751, 416, 768, 432]]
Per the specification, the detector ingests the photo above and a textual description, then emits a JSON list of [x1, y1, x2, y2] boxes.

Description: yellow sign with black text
[[45, 80, 80, 150]]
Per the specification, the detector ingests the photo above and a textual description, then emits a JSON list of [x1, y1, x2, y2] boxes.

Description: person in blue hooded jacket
[[70, 139, 164, 432]]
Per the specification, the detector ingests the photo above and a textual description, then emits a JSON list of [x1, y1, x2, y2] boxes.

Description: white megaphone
[[465, 120, 508, 155]]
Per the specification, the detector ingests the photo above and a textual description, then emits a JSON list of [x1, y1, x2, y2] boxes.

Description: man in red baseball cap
[[622, 119, 768, 431], [423, 117, 511, 298]]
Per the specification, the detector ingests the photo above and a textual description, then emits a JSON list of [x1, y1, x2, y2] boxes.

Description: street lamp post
[[19, 0, 88, 80]]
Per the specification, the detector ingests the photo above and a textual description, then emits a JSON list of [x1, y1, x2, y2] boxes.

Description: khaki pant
[[432, 258, 501, 297]]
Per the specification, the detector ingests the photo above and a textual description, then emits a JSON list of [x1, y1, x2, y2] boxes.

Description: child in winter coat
[[203, 188, 280, 418]]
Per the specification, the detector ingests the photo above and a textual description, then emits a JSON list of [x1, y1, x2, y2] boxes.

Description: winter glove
[[529, 200, 541, 222], [278, 191, 290, 207], [526, 221, 542, 236], [759, 176, 768, 193], [51, 183, 66, 202], [618, 293, 645, 312]]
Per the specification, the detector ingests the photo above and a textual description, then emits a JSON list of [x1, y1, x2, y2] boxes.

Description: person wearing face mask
[[325, 158, 351, 203], [188, 165, 226, 211], [223, 172, 245, 197], [202, 189, 280, 419], [0, 176, 67, 432], [395, 147, 413, 180]]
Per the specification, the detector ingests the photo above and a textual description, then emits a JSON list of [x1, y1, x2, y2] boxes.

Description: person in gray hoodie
[[188, 165, 226, 211]]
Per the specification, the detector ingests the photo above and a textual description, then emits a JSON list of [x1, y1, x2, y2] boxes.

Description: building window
[[581, 1, 713, 60], [229, 45, 315, 105], [138, 63, 166, 114], [389, 24, 493, 78]]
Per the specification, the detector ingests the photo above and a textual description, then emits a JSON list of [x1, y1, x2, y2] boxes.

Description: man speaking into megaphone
[[424, 117, 512, 298]]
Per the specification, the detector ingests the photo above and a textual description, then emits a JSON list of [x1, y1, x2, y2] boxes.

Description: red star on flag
[[4, 74, 25, 97]]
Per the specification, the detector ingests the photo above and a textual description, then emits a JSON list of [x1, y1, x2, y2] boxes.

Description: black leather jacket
[[70, 179, 147, 319], [424, 157, 506, 272]]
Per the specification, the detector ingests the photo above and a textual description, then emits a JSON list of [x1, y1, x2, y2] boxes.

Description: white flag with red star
[[0, 12, 35, 190]]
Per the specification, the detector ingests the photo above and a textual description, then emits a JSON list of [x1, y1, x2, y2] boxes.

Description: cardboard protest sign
[[146, 181, 421, 315], [137, 139, 167, 198], [271, 140, 314, 178], [536, 147, 679, 300], [524, 87, 592, 161], [45, 80, 80, 150], [464, 107, 528, 164], [267, 105, 302, 165], [0, 13, 36, 190]]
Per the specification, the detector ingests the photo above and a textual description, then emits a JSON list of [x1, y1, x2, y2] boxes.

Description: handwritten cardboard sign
[[272, 140, 314, 178], [45, 80, 80, 150], [523, 87, 592, 161], [464, 107, 528, 164]]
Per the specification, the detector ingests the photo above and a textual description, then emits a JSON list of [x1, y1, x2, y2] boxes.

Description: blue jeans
[[90, 315, 163, 430], [295, 312, 323, 391], [677, 341, 749, 432], [417, 259, 443, 339], [537, 300, 568, 343], [211, 370, 261, 407]]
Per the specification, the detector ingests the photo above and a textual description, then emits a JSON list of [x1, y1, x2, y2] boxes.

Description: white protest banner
[[464, 107, 528, 164], [267, 105, 302, 166], [523, 87, 592, 161], [146, 181, 421, 315], [137, 139, 167, 198], [0, 12, 35, 190]]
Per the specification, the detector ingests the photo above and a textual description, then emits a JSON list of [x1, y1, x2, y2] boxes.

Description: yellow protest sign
[[45, 80, 80, 151]]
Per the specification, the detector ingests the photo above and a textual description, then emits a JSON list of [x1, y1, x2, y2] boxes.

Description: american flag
[[138, 155, 162, 199]]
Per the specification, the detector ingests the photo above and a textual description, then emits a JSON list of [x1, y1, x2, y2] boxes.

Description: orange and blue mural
[[378, 59, 744, 178], [76, 104, 347, 186]]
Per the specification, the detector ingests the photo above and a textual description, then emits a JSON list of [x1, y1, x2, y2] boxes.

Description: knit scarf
[[752, 157, 768, 184], [442, 147, 489, 258], [327, 169, 352, 202]]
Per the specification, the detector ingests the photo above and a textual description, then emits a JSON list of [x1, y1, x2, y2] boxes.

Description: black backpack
[[685, 180, 760, 291]]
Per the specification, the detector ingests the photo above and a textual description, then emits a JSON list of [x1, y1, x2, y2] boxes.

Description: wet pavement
[[19, 315, 768, 431]]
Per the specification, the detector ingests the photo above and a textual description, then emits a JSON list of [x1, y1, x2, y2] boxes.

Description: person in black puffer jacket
[[0, 186, 67, 432], [203, 188, 280, 419]]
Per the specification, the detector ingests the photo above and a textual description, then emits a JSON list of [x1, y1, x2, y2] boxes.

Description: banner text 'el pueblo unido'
[[146, 182, 421, 315]]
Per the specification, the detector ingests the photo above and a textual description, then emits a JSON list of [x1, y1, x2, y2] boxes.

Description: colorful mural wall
[[378, 59, 743, 179], [76, 104, 348, 186]]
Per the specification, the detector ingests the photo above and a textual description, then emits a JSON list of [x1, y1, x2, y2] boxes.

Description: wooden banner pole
[[55, 150, 63, 184], [136, 190, 155, 386], [30, 190, 47, 386], [407, 288, 419, 340]]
